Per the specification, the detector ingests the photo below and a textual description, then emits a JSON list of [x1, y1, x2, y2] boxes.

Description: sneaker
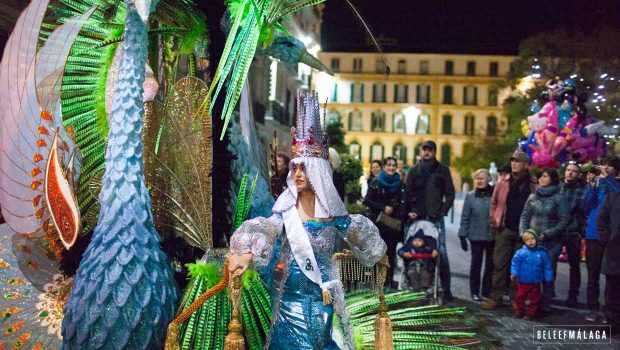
[[585, 310, 598, 322], [471, 294, 482, 302], [481, 298, 498, 310], [443, 291, 454, 303]]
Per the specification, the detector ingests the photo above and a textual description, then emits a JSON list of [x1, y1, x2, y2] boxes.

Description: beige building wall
[[313, 52, 517, 189]]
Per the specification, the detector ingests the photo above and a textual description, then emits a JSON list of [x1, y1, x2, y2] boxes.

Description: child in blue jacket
[[510, 229, 554, 319]]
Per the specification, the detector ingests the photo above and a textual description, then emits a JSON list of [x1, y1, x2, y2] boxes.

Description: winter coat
[[510, 244, 554, 283], [458, 188, 494, 241], [519, 186, 570, 241], [363, 178, 406, 223], [597, 192, 620, 276], [582, 176, 619, 240], [489, 173, 537, 230], [559, 180, 586, 236], [405, 159, 455, 221]]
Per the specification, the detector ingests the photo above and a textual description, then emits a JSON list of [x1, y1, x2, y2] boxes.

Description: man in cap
[[482, 149, 537, 310], [405, 140, 455, 302]]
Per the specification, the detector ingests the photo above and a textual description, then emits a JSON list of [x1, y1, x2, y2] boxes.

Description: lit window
[[349, 110, 363, 131], [371, 111, 386, 132], [394, 84, 408, 103]]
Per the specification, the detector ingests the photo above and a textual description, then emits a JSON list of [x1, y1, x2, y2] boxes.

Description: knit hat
[[413, 229, 425, 240], [522, 229, 538, 243]]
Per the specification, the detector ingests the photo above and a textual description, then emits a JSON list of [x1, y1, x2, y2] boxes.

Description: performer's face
[[292, 163, 311, 192]]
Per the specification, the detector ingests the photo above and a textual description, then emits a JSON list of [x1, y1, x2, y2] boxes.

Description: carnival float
[[1, 1, 486, 349]]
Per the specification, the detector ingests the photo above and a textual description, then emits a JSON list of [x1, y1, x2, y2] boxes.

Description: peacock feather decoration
[[346, 291, 485, 349], [208, 0, 333, 139], [172, 174, 273, 350], [40, 0, 210, 235], [61, 1, 179, 348], [0, 0, 94, 347]]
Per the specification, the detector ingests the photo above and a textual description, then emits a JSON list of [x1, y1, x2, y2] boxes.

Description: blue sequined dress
[[230, 213, 386, 350]]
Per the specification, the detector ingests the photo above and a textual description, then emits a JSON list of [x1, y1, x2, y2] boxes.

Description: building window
[[441, 144, 451, 166], [442, 114, 452, 134], [415, 114, 430, 134], [394, 83, 408, 103], [416, 84, 431, 104], [376, 58, 387, 74], [464, 114, 475, 135], [348, 110, 363, 131], [349, 141, 361, 159], [372, 83, 386, 103], [331, 82, 338, 102], [488, 88, 498, 106], [419, 60, 429, 74], [443, 85, 453, 104], [397, 59, 407, 74], [353, 58, 363, 72], [487, 115, 498, 136], [393, 143, 407, 163], [463, 86, 478, 105], [371, 111, 386, 132], [489, 61, 498, 76], [327, 111, 341, 125], [351, 83, 364, 102], [467, 61, 476, 76], [331, 58, 340, 72], [445, 60, 454, 75], [370, 142, 384, 162], [414, 142, 425, 163], [393, 113, 406, 133]]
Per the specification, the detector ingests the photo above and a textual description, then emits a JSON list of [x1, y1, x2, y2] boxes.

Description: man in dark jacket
[[597, 192, 620, 327], [482, 149, 537, 310], [405, 140, 455, 302], [559, 163, 586, 306], [582, 156, 620, 322]]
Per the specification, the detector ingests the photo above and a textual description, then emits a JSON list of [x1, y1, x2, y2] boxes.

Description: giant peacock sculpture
[[60, 0, 179, 348]]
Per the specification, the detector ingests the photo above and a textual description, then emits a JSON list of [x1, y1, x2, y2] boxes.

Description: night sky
[[321, 0, 620, 55]]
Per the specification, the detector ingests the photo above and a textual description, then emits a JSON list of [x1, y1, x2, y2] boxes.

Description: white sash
[[282, 207, 323, 287]]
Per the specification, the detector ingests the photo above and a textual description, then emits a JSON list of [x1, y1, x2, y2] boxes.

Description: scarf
[[535, 184, 560, 197], [509, 170, 530, 192], [475, 185, 494, 198], [420, 158, 438, 176], [376, 170, 401, 193]]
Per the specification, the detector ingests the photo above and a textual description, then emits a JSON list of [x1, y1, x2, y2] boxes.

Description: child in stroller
[[397, 228, 439, 292]]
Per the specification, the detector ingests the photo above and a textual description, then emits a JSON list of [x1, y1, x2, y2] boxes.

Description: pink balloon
[[552, 136, 568, 157]]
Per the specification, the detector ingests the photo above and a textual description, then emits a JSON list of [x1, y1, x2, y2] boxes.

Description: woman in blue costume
[[229, 90, 387, 350]]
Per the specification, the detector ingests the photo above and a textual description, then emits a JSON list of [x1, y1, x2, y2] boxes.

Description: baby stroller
[[393, 220, 442, 305]]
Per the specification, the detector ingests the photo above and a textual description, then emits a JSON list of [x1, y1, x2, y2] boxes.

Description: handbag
[[376, 212, 402, 232]]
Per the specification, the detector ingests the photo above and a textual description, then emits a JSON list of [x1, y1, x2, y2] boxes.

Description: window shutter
[[426, 85, 431, 103], [405, 85, 409, 103], [382, 84, 386, 102], [463, 86, 467, 104], [350, 83, 354, 102], [394, 85, 398, 102], [360, 84, 365, 102], [416, 85, 420, 103], [474, 87, 478, 105]]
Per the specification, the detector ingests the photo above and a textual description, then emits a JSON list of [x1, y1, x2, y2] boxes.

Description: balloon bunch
[[519, 78, 607, 168]]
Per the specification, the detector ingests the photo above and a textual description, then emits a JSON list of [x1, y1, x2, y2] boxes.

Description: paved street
[[442, 198, 618, 350]]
